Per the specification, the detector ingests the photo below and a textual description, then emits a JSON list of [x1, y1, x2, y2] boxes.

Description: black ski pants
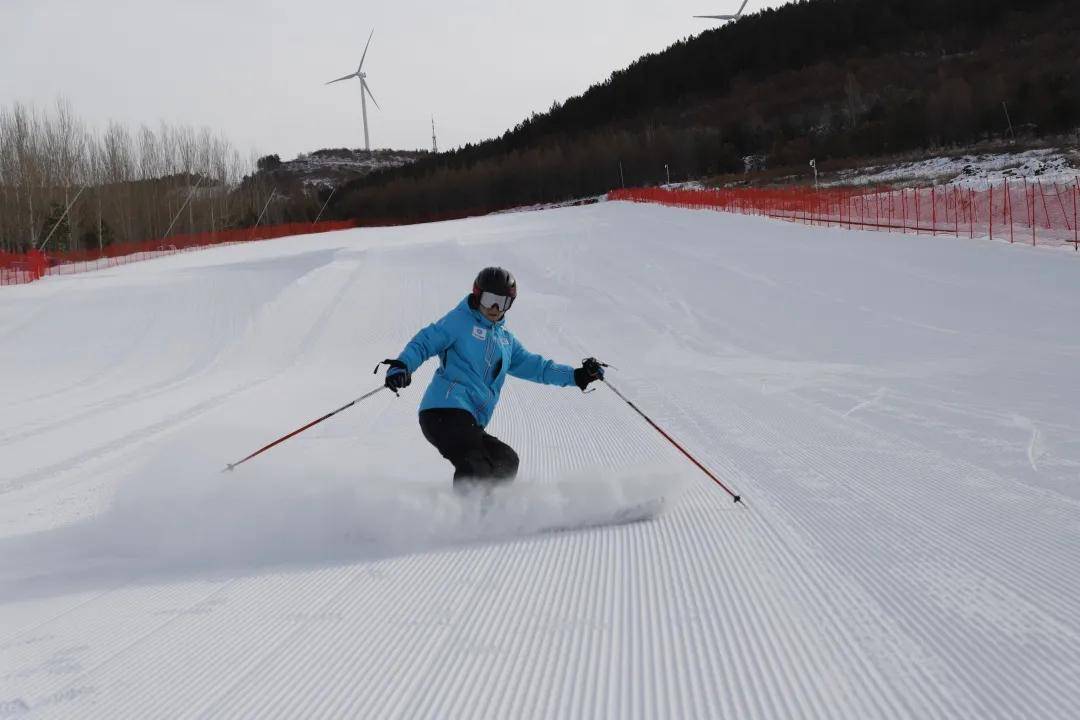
[[419, 408, 519, 485]]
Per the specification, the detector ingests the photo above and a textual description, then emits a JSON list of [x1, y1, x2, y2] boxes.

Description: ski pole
[[601, 376, 744, 506], [222, 385, 388, 472]]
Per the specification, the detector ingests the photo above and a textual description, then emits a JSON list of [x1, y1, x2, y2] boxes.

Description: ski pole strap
[[602, 379, 744, 506], [373, 358, 405, 374], [373, 359, 406, 395]]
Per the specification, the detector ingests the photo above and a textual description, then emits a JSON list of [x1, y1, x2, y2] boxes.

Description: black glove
[[383, 359, 411, 391], [573, 357, 605, 391]]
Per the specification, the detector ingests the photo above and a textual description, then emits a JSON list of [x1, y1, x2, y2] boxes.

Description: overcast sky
[[1, 1, 793, 160]]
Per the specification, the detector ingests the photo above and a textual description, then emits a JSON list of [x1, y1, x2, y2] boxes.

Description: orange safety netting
[[1, 220, 358, 286], [609, 180, 1080, 251]]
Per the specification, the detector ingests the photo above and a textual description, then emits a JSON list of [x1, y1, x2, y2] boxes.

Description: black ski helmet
[[472, 266, 517, 308]]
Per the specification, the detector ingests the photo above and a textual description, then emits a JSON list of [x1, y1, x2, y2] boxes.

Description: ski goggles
[[478, 290, 514, 312]]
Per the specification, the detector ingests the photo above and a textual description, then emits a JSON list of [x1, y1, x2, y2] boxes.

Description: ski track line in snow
[[2, 580, 233, 709], [689, 482, 955, 718], [0, 295, 161, 416], [1, 253, 397, 708], [0, 250, 338, 416], [0, 251, 368, 496], [824, 386, 1073, 488], [0, 250, 342, 443], [0, 376, 268, 496], [703, 382, 1080, 719], [0, 280, 211, 415], [4, 203, 1080, 719], [39, 583, 239, 716], [200, 549, 502, 718], [494, 223, 1075, 716], [600, 375, 1045, 716], [0, 586, 126, 651], [843, 386, 888, 417], [768, 402, 1080, 626], [83, 569, 356, 718]]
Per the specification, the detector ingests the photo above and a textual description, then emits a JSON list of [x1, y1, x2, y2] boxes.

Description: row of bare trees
[[0, 98, 272, 254]]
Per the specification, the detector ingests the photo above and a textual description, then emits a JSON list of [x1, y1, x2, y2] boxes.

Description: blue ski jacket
[[396, 296, 576, 427]]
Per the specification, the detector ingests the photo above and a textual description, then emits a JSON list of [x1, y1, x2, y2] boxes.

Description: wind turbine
[[326, 29, 380, 152], [695, 0, 748, 21]]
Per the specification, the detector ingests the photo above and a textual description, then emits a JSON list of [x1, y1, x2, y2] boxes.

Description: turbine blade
[[696, 1, 746, 20], [358, 28, 375, 72], [325, 72, 357, 85], [362, 79, 380, 110]]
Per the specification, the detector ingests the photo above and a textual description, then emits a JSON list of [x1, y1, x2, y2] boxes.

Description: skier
[[381, 267, 605, 490]]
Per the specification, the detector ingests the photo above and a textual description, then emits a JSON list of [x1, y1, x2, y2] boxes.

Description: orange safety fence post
[[1020, 179, 1027, 244], [1075, 179, 1079, 250], [931, 185, 937, 236], [941, 185, 948, 234], [915, 187, 921, 235], [31, 250, 47, 281], [945, 186, 950, 234], [1035, 180, 1044, 246], [1006, 180, 1014, 244], [969, 188, 975, 239], [1029, 180, 1035, 246], [953, 186, 960, 237]]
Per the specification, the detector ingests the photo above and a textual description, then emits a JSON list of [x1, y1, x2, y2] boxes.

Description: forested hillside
[[331, 0, 1080, 223]]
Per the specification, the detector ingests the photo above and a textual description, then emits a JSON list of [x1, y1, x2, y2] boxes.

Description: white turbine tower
[[695, 0, 748, 21], [326, 29, 380, 152]]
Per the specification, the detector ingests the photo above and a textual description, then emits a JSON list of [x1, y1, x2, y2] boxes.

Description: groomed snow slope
[[2, 203, 1079, 719]]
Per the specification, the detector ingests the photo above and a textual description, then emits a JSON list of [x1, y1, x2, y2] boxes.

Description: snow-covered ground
[[825, 147, 1080, 188], [2, 203, 1079, 718]]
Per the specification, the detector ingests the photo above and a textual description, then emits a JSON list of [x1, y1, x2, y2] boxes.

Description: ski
[[536, 496, 665, 535]]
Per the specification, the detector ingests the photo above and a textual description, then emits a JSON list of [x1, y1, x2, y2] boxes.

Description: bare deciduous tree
[[0, 98, 253, 254]]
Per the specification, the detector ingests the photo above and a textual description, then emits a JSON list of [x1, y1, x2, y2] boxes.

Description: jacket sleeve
[[396, 309, 457, 373], [507, 335, 575, 387]]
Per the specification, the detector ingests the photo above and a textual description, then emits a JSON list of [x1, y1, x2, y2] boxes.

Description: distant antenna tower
[[431, 116, 438, 154]]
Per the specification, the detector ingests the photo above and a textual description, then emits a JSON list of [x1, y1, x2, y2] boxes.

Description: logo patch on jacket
[[472, 326, 487, 340]]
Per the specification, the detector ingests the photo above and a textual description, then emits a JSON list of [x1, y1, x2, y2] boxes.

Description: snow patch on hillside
[[827, 148, 1080, 188], [281, 149, 427, 188]]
